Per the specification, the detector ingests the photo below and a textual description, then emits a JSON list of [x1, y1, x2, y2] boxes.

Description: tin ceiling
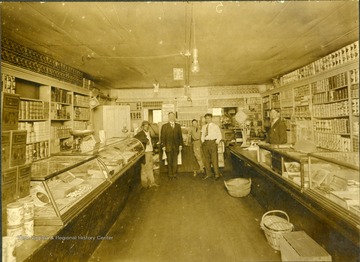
[[1, 1, 359, 89]]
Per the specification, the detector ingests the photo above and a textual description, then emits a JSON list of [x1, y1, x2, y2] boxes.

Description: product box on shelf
[[2, 131, 11, 170], [17, 164, 32, 199], [2, 167, 18, 206], [280, 231, 332, 261], [10, 130, 27, 167], [1, 92, 20, 131]]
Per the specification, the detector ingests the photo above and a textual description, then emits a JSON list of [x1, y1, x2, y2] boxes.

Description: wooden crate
[[280, 231, 332, 261]]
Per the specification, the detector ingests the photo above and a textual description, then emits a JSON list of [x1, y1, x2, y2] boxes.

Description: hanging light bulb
[[190, 5, 200, 74], [191, 48, 200, 73]]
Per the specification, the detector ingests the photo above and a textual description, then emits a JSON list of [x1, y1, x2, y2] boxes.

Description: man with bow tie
[[161, 112, 184, 179]]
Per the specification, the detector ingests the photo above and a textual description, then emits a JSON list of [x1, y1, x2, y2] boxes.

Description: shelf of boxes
[[19, 98, 49, 121], [73, 107, 90, 121], [262, 96, 270, 128], [2, 61, 91, 156], [73, 93, 90, 107], [262, 43, 358, 151], [50, 102, 71, 120], [1, 73, 16, 94], [280, 41, 358, 86], [270, 93, 281, 109], [350, 68, 359, 152]]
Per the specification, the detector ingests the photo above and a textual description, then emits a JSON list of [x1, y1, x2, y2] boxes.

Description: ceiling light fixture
[[190, 5, 200, 74]]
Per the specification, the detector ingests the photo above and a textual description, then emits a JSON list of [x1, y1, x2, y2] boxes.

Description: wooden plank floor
[[89, 171, 281, 262]]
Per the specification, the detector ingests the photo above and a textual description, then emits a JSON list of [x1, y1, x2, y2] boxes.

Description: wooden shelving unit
[[2, 62, 91, 157]]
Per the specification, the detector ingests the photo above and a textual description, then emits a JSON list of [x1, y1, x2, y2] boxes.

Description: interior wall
[[111, 85, 264, 102]]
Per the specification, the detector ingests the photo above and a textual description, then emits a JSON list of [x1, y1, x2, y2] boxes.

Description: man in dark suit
[[161, 112, 184, 179], [267, 108, 287, 144]]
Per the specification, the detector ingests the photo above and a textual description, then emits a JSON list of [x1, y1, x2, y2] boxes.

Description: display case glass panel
[[258, 144, 308, 189], [308, 152, 359, 218], [97, 138, 144, 179], [30, 155, 108, 225]]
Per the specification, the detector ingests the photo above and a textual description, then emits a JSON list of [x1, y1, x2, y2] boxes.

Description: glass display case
[[258, 144, 309, 189], [307, 152, 359, 221], [30, 155, 109, 225], [30, 138, 144, 225], [97, 138, 144, 180]]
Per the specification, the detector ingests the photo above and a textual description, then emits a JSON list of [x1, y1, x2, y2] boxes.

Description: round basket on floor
[[224, 178, 251, 197], [260, 210, 294, 250]]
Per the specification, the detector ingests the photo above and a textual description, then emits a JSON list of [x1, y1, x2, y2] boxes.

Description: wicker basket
[[260, 210, 294, 250], [224, 178, 251, 197]]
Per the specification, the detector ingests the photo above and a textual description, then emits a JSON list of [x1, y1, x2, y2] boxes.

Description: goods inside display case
[[97, 138, 144, 179], [308, 152, 359, 218], [30, 155, 108, 225], [29, 138, 145, 225]]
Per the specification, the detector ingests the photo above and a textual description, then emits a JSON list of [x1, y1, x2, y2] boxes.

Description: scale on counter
[[70, 130, 96, 152]]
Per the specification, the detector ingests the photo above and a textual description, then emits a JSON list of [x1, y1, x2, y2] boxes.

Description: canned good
[[23, 219, 34, 237], [7, 224, 24, 247], [17, 196, 34, 220], [7, 202, 24, 227]]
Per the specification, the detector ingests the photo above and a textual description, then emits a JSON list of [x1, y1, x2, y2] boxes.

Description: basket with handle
[[260, 210, 294, 250]]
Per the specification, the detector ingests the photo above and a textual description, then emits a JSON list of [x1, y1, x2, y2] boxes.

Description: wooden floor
[[89, 171, 281, 262]]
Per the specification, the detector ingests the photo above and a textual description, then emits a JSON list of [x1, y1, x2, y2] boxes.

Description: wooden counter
[[229, 145, 360, 262]]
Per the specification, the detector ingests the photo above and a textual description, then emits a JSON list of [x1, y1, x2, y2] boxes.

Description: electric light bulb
[[191, 48, 200, 73], [191, 60, 200, 73]]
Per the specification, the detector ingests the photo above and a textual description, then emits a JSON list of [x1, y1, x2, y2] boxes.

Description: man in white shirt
[[201, 113, 222, 180], [134, 121, 159, 188]]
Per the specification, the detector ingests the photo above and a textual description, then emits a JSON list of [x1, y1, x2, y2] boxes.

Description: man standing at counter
[[201, 113, 222, 180], [161, 112, 184, 179], [267, 108, 287, 144]]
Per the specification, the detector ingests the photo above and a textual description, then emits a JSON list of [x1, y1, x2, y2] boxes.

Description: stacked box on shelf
[[33, 122, 50, 142], [315, 133, 351, 152], [313, 101, 349, 118], [73, 107, 90, 120], [2, 131, 11, 170], [280, 41, 358, 86], [19, 100, 48, 120], [17, 164, 31, 199], [10, 130, 27, 167], [2, 93, 20, 131], [51, 126, 72, 139], [2, 168, 18, 205], [27, 141, 49, 162], [74, 94, 90, 107], [313, 119, 350, 134], [51, 102, 71, 120], [1, 74, 16, 94], [350, 68, 359, 84], [51, 87, 72, 104]]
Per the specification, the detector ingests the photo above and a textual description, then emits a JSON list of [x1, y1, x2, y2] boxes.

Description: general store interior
[[1, 2, 359, 262]]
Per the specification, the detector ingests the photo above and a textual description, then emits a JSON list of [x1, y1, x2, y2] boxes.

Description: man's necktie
[[205, 124, 209, 136], [171, 122, 174, 128]]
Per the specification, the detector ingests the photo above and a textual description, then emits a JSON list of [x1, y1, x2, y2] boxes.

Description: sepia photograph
[[1, 1, 359, 261]]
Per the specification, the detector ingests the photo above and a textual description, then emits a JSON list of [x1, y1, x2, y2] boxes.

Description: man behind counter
[[267, 108, 287, 144]]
